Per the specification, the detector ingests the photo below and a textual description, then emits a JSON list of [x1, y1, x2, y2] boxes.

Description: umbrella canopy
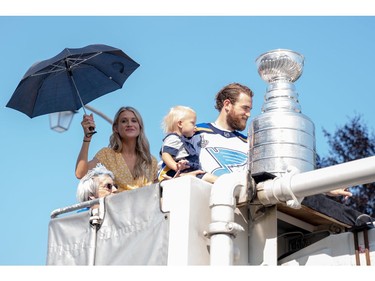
[[6, 44, 140, 118]]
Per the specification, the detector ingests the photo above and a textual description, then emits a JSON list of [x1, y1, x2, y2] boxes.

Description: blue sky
[[1, 3, 375, 268]]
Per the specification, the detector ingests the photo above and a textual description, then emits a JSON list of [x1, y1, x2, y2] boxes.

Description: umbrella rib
[[30, 64, 66, 76], [68, 52, 103, 69], [30, 52, 103, 77]]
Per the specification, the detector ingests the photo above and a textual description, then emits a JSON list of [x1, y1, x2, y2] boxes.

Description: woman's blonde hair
[[162, 105, 196, 134], [109, 106, 153, 182]]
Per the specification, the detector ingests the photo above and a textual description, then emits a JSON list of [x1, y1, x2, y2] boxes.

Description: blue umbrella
[[6, 44, 140, 119]]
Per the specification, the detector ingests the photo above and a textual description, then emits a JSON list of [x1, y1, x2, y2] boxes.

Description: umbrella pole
[[64, 59, 89, 115], [69, 74, 88, 115], [67, 67, 97, 136]]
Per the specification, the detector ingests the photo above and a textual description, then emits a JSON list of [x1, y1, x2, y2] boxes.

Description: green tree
[[317, 114, 375, 217]]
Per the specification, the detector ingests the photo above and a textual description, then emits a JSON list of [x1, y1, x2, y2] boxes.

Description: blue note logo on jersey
[[206, 147, 247, 176]]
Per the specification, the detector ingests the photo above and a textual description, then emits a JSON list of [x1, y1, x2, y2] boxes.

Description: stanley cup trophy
[[248, 49, 316, 177]]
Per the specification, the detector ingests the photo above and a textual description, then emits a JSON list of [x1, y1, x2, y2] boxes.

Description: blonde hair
[[109, 106, 153, 182], [162, 106, 196, 134]]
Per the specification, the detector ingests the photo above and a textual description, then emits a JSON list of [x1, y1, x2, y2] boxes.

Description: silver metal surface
[[256, 49, 304, 83], [249, 49, 316, 176]]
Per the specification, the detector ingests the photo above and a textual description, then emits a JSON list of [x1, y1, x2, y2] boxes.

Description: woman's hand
[[82, 113, 96, 139]]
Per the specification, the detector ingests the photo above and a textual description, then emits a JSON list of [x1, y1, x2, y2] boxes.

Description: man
[[191, 82, 253, 177], [191, 82, 352, 198]]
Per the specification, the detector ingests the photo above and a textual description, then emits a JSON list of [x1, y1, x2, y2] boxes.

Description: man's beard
[[226, 110, 247, 131]]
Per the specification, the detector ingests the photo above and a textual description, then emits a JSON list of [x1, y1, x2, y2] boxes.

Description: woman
[[75, 106, 158, 192], [76, 163, 118, 202]]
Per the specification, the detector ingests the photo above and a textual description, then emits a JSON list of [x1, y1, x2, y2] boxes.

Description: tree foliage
[[317, 114, 375, 217]]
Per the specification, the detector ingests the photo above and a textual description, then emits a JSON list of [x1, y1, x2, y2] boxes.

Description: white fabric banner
[[47, 210, 96, 265], [47, 184, 169, 265]]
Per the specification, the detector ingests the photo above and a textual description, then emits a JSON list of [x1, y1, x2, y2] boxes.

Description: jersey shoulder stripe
[[196, 123, 213, 133], [196, 122, 247, 143], [233, 131, 247, 142]]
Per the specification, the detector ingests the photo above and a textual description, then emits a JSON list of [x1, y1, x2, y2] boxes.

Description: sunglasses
[[102, 183, 118, 191]]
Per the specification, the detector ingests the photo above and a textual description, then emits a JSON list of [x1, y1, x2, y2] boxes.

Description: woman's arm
[[75, 114, 98, 179]]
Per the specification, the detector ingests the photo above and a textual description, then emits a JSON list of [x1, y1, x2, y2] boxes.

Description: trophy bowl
[[256, 49, 304, 83]]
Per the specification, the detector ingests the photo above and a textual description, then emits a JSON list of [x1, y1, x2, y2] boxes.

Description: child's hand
[[176, 159, 190, 172]]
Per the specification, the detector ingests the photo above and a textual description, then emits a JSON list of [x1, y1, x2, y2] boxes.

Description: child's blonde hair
[[162, 105, 196, 134]]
